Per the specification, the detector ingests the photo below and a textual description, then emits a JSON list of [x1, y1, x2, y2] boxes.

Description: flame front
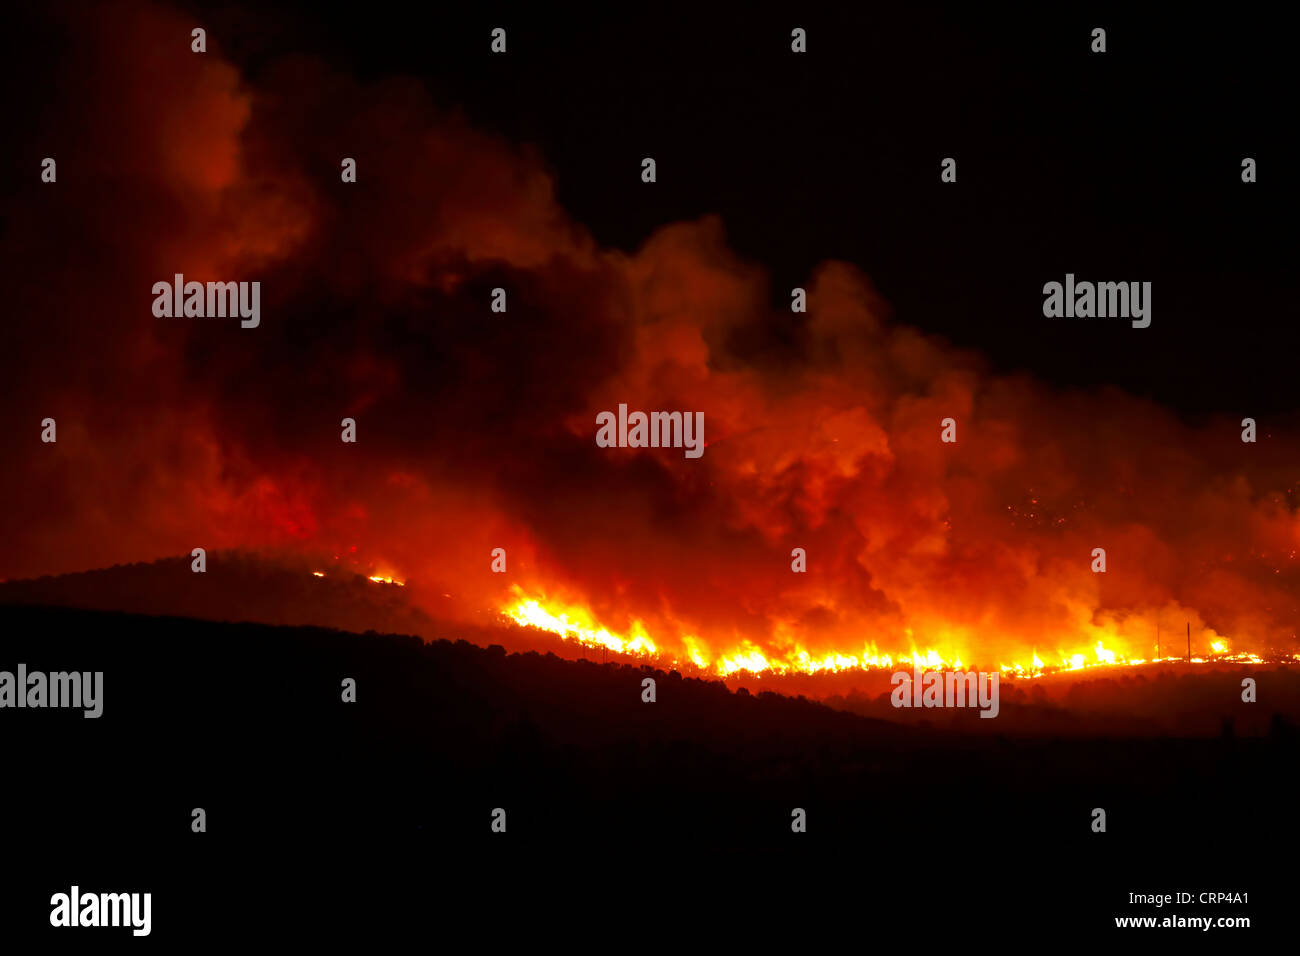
[[502, 587, 1274, 678], [506, 591, 657, 656]]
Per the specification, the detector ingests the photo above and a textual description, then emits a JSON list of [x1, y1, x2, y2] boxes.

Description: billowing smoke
[[3, 1, 1297, 672]]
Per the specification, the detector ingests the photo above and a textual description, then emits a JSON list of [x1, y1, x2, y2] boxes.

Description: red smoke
[[3, 1, 1297, 675]]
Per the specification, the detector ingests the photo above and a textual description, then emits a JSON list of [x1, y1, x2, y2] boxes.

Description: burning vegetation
[[2, 3, 1297, 690]]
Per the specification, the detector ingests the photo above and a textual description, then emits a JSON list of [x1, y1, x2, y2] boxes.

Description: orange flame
[[501, 587, 1273, 678]]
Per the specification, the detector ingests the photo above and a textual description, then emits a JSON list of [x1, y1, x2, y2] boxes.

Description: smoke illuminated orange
[[3, 2, 1298, 699]]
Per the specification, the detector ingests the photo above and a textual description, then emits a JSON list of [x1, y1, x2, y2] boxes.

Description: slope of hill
[[2, 603, 1295, 942], [3, 556, 1298, 737], [0, 551, 450, 638]]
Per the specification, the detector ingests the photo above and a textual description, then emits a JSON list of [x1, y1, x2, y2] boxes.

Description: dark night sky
[[128, 2, 1298, 420]]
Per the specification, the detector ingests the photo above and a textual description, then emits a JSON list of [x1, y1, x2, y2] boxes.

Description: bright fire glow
[[500, 587, 1277, 678], [312, 569, 405, 586], [506, 592, 657, 656]]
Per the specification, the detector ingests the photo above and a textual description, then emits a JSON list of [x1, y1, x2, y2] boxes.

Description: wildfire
[[501, 588, 1272, 678], [506, 593, 657, 655], [310, 569, 405, 587]]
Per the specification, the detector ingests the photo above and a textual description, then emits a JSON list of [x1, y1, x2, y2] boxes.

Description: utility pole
[[1187, 621, 1191, 661], [1156, 621, 1160, 659]]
